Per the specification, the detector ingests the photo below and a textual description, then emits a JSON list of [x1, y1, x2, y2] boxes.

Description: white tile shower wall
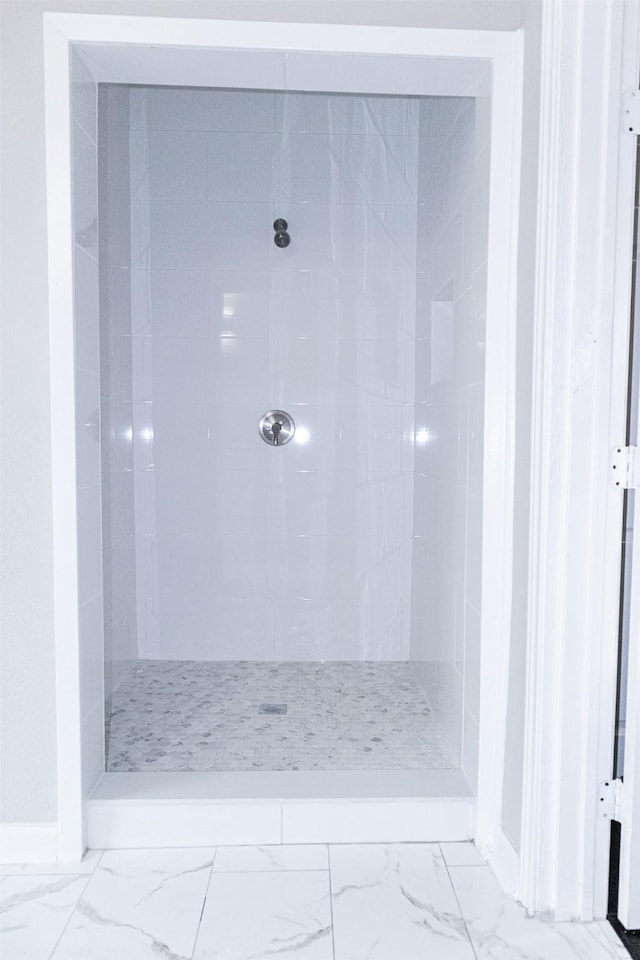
[[129, 88, 418, 661], [71, 52, 104, 797], [410, 96, 491, 789], [98, 86, 138, 701]]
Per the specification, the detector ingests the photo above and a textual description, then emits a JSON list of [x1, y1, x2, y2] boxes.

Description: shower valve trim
[[259, 410, 295, 446]]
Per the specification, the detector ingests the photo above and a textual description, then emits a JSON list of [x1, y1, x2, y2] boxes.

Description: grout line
[[131, 197, 419, 208], [73, 115, 98, 149], [281, 56, 288, 109], [190, 847, 217, 960], [212, 868, 330, 874], [75, 243, 99, 266], [78, 841, 454, 851], [327, 844, 337, 960], [0, 853, 104, 879], [440, 849, 480, 960], [204, 125, 209, 209], [45, 872, 93, 960]]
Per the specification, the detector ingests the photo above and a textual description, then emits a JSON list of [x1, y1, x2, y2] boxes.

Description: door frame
[[43, 12, 523, 876], [519, 0, 640, 922], [615, 61, 640, 940], [617, 323, 640, 929]]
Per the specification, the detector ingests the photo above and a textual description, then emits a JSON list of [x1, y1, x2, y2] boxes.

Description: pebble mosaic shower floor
[[105, 661, 459, 772]]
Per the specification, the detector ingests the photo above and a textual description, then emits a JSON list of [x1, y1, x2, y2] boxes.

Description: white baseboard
[[482, 826, 520, 898], [0, 822, 59, 864]]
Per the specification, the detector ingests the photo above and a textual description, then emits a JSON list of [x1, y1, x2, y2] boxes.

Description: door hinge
[[598, 778, 624, 822], [610, 446, 639, 489], [622, 90, 640, 133]]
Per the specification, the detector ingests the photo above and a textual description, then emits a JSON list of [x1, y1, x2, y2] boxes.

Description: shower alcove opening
[[46, 15, 522, 857]]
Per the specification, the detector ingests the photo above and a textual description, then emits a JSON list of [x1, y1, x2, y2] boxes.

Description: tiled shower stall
[[79, 78, 489, 786]]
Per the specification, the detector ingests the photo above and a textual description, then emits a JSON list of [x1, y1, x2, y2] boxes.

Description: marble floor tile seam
[[327, 845, 338, 960], [209, 867, 331, 873], [1, 864, 332, 881], [191, 852, 219, 960], [45, 873, 96, 960], [440, 847, 481, 960], [0, 842, 480, 878], [0, 867, 97, 879]]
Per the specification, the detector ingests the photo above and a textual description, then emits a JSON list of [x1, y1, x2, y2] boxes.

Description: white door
[[617, 185, 640, 929]]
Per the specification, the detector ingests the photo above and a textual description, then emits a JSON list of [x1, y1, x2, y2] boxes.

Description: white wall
[[0, 0, 534, 835], [410, 96, 490, 790], [125, 87, 417, 661]]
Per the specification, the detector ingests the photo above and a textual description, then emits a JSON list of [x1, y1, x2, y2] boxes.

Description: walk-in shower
[[94, 81, 489, 787]]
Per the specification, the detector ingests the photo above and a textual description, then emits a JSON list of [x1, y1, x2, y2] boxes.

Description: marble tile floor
[[0, 842, 630, 960], [106, 660, 459, 772]]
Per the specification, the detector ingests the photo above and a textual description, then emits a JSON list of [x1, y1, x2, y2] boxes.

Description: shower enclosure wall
[[95, 84, 489, 788]]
